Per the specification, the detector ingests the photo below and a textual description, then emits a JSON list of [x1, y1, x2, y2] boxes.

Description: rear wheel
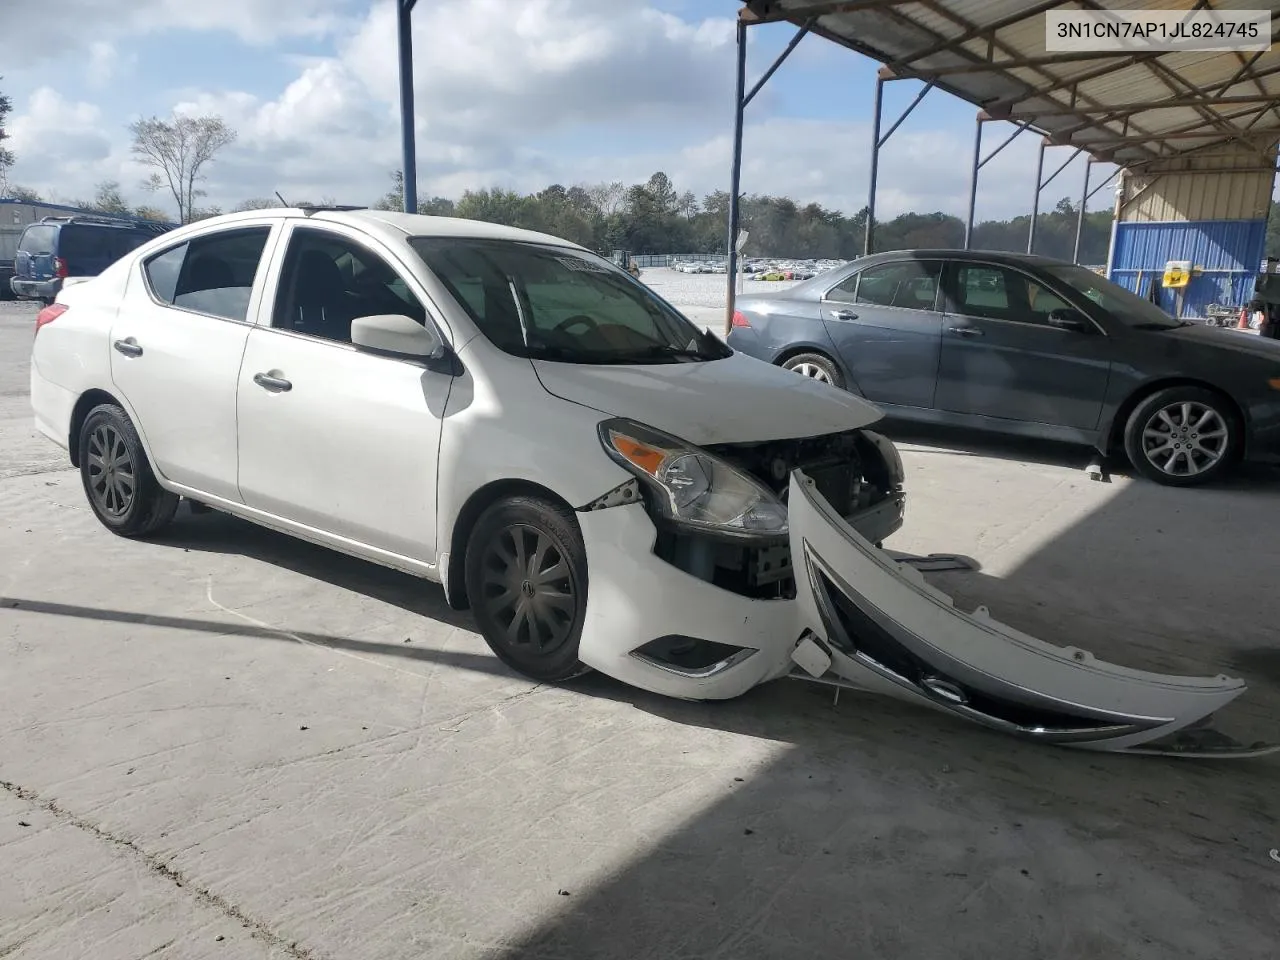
[[781, 352, 845, 389], [78, 403, 179, 536], [464, 496, 591, 682], [1122, 386, 1239, 486]]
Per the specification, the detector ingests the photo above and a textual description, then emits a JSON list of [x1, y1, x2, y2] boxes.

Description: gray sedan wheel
[[1122, 386, 1239, 487], [781, 352, 844, 389]]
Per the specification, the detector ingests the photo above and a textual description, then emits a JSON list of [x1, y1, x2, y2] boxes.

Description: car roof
[[856, 248, 1070, 268], [167, 207, 588, 252]]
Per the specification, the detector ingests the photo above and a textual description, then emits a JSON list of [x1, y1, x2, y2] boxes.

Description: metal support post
[[1073, 159, 1092, 264], [865, 77, 884, 256], [397, 0, 420, 214], [963, 115, 983, 250], [725, 19, 748, 336], [865, 77, 933, 255], [1028, 139, 1046, 253]]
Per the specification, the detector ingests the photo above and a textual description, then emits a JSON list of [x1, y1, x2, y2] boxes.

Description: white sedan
[[27, 207, 1269, 755]]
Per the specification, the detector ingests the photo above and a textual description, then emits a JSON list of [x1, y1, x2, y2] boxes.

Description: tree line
[[1, 95, 1276, 262]]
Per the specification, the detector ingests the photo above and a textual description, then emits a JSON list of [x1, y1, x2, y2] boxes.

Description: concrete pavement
[[3, 299, 1280, 959]]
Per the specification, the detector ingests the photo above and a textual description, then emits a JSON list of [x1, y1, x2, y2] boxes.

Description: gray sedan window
[[830, 261, 940, 309]]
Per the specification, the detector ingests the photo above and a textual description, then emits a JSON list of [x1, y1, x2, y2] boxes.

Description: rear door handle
[[947, 325, 982, 337], [831, 309, 859, 322], [113, 338, 143, 358], [252, 372, 293, 392]]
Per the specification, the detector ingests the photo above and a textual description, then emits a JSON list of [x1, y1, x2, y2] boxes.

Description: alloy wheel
[[790, 361, 831, 383], [1140, 401, 1228, 478], [478, 523, 578, 655], [86, 424, 136, 518]]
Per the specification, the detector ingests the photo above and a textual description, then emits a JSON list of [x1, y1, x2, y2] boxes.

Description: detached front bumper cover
[[788, 470, 1277, 756]]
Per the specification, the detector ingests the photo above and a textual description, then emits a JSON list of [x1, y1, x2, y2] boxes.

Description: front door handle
[[252, 372, 293, 392], [831, 309, 859, 322], [113, 338, 143, 358], [947, 325, 982, 337]]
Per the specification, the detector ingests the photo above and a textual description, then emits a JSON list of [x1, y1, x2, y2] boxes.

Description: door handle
[[831, 309, 859, 322], [112, 338, 143, 358], [252, 372, 293, 392], [947, 325, 982, 337]]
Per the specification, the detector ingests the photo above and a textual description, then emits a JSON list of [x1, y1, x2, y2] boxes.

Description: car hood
[[1152, 322, 1280, 360], [531, 351, 883, 444]]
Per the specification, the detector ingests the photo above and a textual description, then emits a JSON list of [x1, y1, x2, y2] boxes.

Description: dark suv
[[10, 216, 173, 302]]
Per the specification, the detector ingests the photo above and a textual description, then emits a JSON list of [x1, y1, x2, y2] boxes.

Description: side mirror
[[350, 314, 445, 359], [1047, 308, 1089, 332]]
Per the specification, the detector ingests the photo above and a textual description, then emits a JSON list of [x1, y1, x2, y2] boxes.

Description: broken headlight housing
[[598, 418, 788, 540]]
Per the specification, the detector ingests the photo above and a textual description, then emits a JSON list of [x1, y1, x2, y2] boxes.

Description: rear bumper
[[30, 363, 76, 453], [10, 277, 61, 300]]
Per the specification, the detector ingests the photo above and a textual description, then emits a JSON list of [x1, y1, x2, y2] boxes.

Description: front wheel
[[464, 496, 591, 682], [1122, 387, 1239, 486], [78, 403, 180, 536]]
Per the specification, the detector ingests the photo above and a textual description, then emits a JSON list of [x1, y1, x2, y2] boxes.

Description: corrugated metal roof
[[742, 0, 1280, 165]]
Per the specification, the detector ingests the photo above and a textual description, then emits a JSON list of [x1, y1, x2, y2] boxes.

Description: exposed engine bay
[[652, 429, 904, 599]]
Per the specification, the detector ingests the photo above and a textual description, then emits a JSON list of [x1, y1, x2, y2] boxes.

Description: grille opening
[[634, 635, 751, 671]]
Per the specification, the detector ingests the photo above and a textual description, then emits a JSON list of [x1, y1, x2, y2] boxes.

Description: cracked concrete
[[2, 299, 1280, 959]]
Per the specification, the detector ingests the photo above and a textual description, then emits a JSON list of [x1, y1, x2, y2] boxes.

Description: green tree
[[71, 180, 132, 216]]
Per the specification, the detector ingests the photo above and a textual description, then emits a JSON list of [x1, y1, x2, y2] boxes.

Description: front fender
[[435, 343, 633, 568]]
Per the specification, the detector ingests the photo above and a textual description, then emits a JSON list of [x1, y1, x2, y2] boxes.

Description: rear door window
[[57, 225, 115, 263], [143, 227, 272, 323], [847, 261, 941, 310]]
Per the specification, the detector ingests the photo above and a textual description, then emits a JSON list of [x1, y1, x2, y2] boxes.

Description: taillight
[[53, 257, 69, 279], [730, 310, 750, 328], [34, 303, 67, 336]]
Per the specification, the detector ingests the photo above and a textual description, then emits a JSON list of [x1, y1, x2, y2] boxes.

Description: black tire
[[78, 403, 180, 537], [781, 351, 845, 389], [464, 496, 591, 682], [1122, 386, 1240, 487]]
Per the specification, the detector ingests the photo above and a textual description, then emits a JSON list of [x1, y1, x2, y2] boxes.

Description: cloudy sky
[[1, 0, 1122, 223]]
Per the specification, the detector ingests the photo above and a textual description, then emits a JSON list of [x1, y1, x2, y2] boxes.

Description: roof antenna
[[275, 191, 290, 207]]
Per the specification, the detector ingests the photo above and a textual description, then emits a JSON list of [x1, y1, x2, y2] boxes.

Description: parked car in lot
[[27, 209, 1264, 753], [728, 249, 1280, 487], [10, 215, 173, 303]]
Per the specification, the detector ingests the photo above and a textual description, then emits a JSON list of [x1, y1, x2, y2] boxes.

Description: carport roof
[[740, 1, 1280, 166]]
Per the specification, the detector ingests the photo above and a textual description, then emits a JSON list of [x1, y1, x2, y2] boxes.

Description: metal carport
[[722, 1, 1280, 329]]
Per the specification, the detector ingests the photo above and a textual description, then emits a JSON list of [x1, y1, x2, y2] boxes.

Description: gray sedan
[[726, 250, 1280, 486]]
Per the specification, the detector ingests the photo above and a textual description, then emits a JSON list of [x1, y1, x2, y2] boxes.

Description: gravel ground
[[641, 267, 801, 308]]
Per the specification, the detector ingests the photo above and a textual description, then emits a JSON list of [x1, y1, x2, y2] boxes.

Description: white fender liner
[[788, 470, 1271, 755]]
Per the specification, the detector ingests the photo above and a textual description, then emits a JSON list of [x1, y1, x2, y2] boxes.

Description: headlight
[[598, 418, 788, 538]]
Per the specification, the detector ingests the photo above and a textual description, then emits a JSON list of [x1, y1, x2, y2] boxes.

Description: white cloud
[[0, 0, 1111, 224], [0, 0, 360, 66]]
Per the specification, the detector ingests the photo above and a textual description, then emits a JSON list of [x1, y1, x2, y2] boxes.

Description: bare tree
[[0, 79, 14, 195], [587, 180, 626, 217], [129, 113, 236, 223], [231, 197, 278, 212]]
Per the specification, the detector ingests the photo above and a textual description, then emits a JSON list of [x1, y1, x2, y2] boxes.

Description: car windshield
[[1042, 263, 1186, 329], [410, 237, 730, 364]]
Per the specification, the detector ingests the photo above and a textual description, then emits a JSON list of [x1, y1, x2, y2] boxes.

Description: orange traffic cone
[[1238, 306, 1250, 329]]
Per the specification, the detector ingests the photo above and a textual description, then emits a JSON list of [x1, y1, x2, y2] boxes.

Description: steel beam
[[865, 76, 884, 256], [977, 119, 1032, 170], [865, 78, 932, 255], [743, 19, 813, 108], [963, 115, 983, 250], [1073, 160, 1091, 264], [1028, 139, 1045, 254], [725, 19, 748, 335], [397, 0, 419, 214]]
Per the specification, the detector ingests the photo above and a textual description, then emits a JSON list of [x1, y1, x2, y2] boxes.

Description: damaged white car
[[28, 208, 1268, 755]]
